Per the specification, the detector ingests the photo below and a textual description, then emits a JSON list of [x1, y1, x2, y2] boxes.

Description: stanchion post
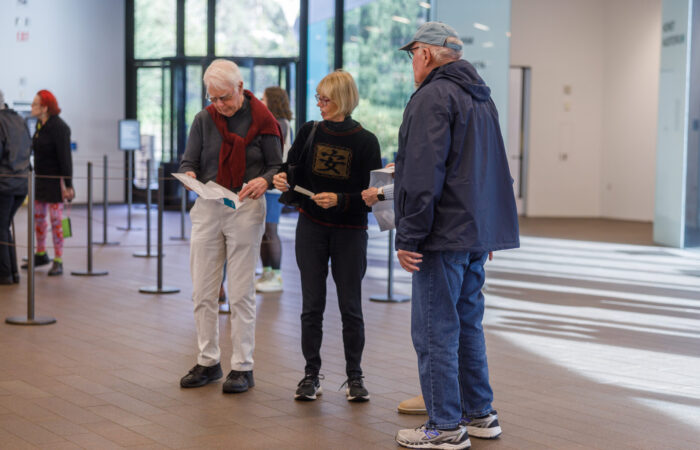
[[118, 150, 141, 231], [72, 162, 108, 276], [170, 184, 188, 241], [140, 166, 180, 294], [370, 229, 410, 303], [134, 159, 157, 257], [96, 154, 119, 245], [6, 169, 56, 325]]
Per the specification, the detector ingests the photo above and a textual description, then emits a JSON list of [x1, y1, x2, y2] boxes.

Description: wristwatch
[[377, 186, 385, 201]]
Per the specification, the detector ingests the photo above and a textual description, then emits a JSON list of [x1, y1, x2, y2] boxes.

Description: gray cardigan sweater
[[179, 97, 282, 190]]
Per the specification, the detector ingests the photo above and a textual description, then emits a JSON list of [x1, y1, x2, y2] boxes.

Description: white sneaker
[[255, 271, 283, 292], [463, 411, 502, 439]]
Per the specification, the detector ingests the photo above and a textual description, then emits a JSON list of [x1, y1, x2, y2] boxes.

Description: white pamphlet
[[293, 185, 315, 198], [171, 173, 242, 209], [369, 166, 395, 231]]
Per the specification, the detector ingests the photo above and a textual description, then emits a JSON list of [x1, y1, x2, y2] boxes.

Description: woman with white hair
[[179, 59, 282, 394]]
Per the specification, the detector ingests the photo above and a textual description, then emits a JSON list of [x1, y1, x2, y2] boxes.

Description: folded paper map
[[172, 173, 242, 209]]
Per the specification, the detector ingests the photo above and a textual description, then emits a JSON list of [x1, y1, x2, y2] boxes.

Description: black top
[[33, 115, 72, 203], [289, 118, 382, 228]]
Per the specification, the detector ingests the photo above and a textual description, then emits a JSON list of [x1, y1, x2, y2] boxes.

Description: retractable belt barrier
[[139, 166, 180, 295], [133, 159, 156, 258], [72, 162, 108, 276], [370, 228, 410, 303], [95, 154, 119, 246], [170, 184, 189, 241], [1, 164, 407, 323], [6, 170, 57, 326]]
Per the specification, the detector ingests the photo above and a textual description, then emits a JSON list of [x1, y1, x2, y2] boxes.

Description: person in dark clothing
[[393, 22, 519, 450], [22, 90, 74, 276], [273, 70, 381, 403], [0, 90, 31, 285]]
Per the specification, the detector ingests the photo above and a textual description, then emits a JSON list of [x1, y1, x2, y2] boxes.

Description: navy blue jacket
[[394, 59, 520, 253]]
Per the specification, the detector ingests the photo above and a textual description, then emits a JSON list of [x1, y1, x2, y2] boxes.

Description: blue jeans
[[411, 250, 493, 429]]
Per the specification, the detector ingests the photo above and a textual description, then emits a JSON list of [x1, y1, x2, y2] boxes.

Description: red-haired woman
[[23, 90, 74, 276]]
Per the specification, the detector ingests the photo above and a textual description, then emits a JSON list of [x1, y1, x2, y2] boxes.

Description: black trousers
[[0, 195, 24, 279], [295, 213, 368, 378]]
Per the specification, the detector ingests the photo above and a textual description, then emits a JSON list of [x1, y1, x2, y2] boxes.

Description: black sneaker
[[180, 363, 223, 388], [21, 253, 51, 269], [343, 376, 369, 402], [294, 373, 322, 401], [223, 370, 254, 393], [462, 411, 502, 439]]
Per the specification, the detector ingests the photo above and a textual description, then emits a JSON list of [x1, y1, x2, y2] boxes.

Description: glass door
[[155, 57, 297, 166]]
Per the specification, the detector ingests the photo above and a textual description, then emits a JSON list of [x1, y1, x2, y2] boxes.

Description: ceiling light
[[392, 15, 411, 24]]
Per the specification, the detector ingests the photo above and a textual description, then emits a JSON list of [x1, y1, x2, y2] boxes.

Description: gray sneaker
[[463, 411, 501, 439], [395, 424, 470, 449]]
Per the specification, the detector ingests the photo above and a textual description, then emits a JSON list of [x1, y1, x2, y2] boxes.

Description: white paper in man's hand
[[171, 173, 241, 209], [204, 181, 242, 209], [369, 167, 395, 231], [172, 173, 206, 196]]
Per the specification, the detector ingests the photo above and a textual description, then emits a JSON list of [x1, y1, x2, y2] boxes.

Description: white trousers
[[189, 197, 265, 370]]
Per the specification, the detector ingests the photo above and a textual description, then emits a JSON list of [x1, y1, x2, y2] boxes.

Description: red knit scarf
[[206, 89, 281, 190]]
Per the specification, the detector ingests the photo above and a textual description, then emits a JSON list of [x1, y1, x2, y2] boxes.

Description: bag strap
[[295, 121, 318, 164]]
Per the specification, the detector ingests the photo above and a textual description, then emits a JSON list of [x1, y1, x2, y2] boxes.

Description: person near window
[[393, 22, 520, 449], [22, 89, 74, 276], [255, 86, 293, 293], [179, 59, 282, 394], [273, 70, 381, 403], [0, 89, 31, 285]]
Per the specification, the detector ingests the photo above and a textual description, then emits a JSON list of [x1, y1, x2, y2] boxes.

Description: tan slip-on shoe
[[397, 395, 427, 415]]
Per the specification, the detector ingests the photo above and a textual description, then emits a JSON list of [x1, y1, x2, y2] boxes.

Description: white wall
[[0, 0, 125, 203], [601, 0, 661, 221], [511, 0, 606, 217], [511, 0, 661, 220]]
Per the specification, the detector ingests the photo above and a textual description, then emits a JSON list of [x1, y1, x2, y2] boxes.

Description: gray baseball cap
[[399, 21, 462, 51]]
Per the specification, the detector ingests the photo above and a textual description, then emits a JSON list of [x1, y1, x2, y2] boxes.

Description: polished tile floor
[[1, 204, 699, 449]]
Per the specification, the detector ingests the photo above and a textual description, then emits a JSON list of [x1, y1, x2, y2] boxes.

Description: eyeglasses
[[315, 94, 332, 105], [206, 92, 235, 103], [406, 45, 424, 60]]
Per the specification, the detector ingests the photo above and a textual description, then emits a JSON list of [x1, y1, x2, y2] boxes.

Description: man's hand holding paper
[[366, 166, 395, 231]]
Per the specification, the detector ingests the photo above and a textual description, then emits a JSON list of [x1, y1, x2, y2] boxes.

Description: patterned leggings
[[35, 201, 63, 258]]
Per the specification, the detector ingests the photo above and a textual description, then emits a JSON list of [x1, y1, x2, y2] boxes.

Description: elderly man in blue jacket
[[393, 22, 520, 450]]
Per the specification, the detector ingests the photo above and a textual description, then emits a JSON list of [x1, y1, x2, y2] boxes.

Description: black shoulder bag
[[279, 121, 317, 206]]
